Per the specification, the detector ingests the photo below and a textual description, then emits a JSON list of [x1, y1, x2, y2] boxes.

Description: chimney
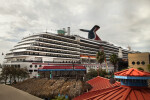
[[63, 28, 66, 32], [67, 27, 70, 35]]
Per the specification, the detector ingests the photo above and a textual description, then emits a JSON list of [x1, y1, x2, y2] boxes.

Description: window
[[35, 65, 37, 68], [30, 65, 32, 68], [141, 61, 145, 65], [34, 70, 37, 72], [29, 70, 33, 73], [137, 61, 140, 65], [18, 65, 20, 68], [39, 65, 41, 67], [132, 61, 135, 65]]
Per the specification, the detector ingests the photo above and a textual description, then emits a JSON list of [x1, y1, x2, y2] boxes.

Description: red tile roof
[[73, 69, 150, 100], [87, 76, 120, 91], [85, 86, 150, 100], [73, 76, 121, 100], [73, 88, 113, 100], [114, 68, 150, 77]]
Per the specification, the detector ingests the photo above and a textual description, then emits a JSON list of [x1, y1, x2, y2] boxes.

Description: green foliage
[[147, 64, 150, 72], [96, 51, 105, 64], [110, 54, 118, 72], [85, 68, 108, 80], [100, 69, 107, 77], [137, 67, 144, 71], [1, 66, 29, 84], [52, 96, 69, 100], [86, 69, 97, 80], [121, 68, 128, 71]]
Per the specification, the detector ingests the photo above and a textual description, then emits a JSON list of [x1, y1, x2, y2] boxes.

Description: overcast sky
[[0, 0, 150, 63]]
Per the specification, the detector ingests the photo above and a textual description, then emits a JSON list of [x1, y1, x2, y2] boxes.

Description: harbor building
[[128, 53, 150, 72]]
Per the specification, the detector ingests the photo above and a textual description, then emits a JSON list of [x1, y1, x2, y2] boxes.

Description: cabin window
[[29, 70, 33, 72], [30, 65, 32, 68], [34, 70, 37, 72], [35, 65, 37, 68], [18, 65, 20, 68]]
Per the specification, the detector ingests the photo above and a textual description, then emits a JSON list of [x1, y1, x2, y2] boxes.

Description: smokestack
[[67, 27, 70, 35], [63, 28, 66, 32]]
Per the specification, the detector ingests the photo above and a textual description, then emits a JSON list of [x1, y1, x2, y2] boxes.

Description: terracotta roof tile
[[87, 76, 120, 91], [73, 76, 120, 100], [85, 86, 150, 100], [114, 68, 150, 77], [74, 69, 150, 100]]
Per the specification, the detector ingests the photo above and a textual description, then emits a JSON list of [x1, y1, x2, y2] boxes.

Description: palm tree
[[96, 50, 105, 75], [110, 53, 118, 72]]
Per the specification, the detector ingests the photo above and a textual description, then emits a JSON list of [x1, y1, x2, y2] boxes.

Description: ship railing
[[11, 60, 43, 63]]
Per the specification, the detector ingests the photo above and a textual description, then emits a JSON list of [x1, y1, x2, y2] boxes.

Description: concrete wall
[[128, 53, 150, 72]]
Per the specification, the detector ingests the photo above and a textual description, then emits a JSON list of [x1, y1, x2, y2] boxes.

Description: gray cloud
[[0, 0, 150, 63]]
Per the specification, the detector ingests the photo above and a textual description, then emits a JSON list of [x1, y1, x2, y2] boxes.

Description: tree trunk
[[100, 63, 103, 76], [13, 76, 16, 83], [10, 76, 12, 84], [114, 64, 117, 72], [17, 76, 19, 82], [5, 77, 7, 84], [97, 63, 102, 76]]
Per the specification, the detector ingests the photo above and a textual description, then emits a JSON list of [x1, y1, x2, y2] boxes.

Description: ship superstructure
[[4, 26, 136, 77]]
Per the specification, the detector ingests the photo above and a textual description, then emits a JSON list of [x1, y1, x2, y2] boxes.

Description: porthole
[[137, 61, 140, 65], [35, 65, 37, 68], [132, 61, 135, 65], [141, 61, 145, 65], [30, 65, 32, 68]]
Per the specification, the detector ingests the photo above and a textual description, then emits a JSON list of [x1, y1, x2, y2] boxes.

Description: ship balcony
[[41, 34, 78, 44], [14, 44, 32, 48], [22, 53, 80, 59], [30, 46, 80, 55], [5, 54, 15, 58], [37, 37, 78, 47], [27, 48, 80, 55], [102, 46, 118, 51], [80, 46, 99, 52], [17, 40, 35, 45], [11, 60, 43, 63], [32, 43, 80, 52]]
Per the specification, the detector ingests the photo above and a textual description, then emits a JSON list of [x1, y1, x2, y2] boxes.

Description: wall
[[128, 53, 150, 72]]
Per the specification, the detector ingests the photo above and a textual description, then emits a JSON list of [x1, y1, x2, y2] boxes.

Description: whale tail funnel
[[80, 25, 101, 41]]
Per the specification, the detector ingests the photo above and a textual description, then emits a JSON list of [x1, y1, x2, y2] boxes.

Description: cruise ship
[[4, 25, 135, 78]]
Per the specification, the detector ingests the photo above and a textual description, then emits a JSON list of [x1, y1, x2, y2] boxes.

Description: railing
[[11, 60, 43, 63], [44, 61, 81, 64]]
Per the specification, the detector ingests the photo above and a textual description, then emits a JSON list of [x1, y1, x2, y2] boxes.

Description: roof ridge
[[114, 68, 150, 76], [126, 68, 134, 75]]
